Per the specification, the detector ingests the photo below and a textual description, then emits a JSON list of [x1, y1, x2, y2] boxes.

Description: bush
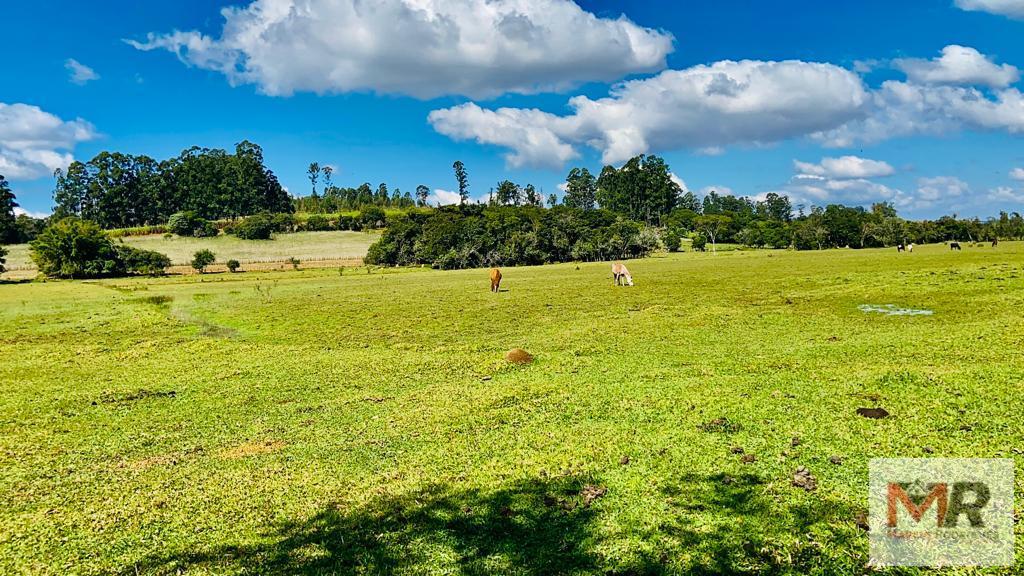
[[0, 245, 6, 274], [303, 214, 331, 231], [271, 213, 295, 233], [664, 229, 682, 252], [192, 249, 216, 273], [168, 211, 217, 238], [336, 215, 356, 231], [30, 218, 125, 278], [226, 259, 240, 273], [287, 257, 301, 270], [231, 213, 275, 240], [359, 206, 386, 229], [691, 232, 707, 252], [29, 218, 172, 278], [116, 244, 171, 276]]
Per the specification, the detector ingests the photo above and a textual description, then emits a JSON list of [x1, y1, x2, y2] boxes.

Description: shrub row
[[367, 205, 659, 269], [30, 218, 170, 278]]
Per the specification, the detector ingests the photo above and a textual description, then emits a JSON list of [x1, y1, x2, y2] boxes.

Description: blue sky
[[2, 0, 1023, 218]]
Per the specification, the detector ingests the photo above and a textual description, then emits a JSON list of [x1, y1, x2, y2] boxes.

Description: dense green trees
[[367, 205, 659, 269], [595, 155, 681, 224], [563, 167, 597, 210], [0, 176, 17, 244], [293, 181, 417, 212], [52, 141, 291, 228], [29, 218, 169, 278]]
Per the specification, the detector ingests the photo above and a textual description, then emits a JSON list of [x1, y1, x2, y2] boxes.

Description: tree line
[[51, 141, 292, 229], [366, 204, 659, 269]]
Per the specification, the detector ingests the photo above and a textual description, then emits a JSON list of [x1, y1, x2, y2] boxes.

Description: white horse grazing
[[612, 262, 634, 286]]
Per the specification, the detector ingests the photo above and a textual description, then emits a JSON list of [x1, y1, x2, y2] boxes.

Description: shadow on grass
[[122, 472, 864, 575]]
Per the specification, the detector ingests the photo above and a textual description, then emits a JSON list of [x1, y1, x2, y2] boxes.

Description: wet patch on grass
[[858, 304, 933, 316]]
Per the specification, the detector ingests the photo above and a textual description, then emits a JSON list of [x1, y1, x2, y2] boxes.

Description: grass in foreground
[[1, 243, 1022, 574]]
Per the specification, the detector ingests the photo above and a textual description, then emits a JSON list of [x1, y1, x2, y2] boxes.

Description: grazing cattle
[[489, 268, 502, 292], [950, 242, 961, 251], [897, 244, 904, 252], [908, 243, 914, 253], [992, 238, 999, 248], [611, 262, 634, 286]]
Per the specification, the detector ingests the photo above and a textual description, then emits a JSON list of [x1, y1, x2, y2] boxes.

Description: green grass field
[[0, 230, 381, 274], [1, 243, 1022, 574]]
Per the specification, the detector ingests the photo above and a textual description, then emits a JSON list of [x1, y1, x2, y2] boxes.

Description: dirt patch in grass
[[218, 440, 286, 459]]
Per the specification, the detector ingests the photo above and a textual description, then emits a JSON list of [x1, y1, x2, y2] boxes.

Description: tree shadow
[[122, 471, 865, 575], [655, 472, 864, 575], [124, 475, 605, 575]]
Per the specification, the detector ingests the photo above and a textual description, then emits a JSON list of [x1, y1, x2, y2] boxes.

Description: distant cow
[[897, 244, 905, 252], [611, 262, 634, 286], [950, 242, 962, 251], [489, 268, 502, 292], [992, 238, 999, 248]]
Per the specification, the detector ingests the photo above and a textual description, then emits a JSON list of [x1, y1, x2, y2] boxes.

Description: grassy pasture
[[1, 242, 1022, 574], [0, 230, 381, 276]]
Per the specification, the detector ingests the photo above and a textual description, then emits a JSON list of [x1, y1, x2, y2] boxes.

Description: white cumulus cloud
[[0, 103, 97, 180], [814, 80, 1024, 147], [955, 0, 1024, 19], [989, 186, 1024, 202], [428, 103, 578, 169], [126, 0, 674, 99], [1010, 167, 1024, 180], [431, 59, 869, 167], [916, 176, 970, 201], [429, 188, 463, 205], [699, 185, 734, 197], [893, 45, 1018, 88], [793, 155, 895, 179], [65, 59, 100, 85]]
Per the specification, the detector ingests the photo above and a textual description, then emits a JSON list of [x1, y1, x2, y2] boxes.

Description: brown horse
[[489, 268, 502, 292]]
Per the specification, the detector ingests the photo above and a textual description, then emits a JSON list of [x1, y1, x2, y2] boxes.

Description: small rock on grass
[[619, 455, 631, 466], [829, 455, 843, 465], [741, 454, 756, 464], [730, 446, 745, 454]]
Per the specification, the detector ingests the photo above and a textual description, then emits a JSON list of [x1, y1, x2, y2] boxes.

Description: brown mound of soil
[[505, 348, 534, 364]]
